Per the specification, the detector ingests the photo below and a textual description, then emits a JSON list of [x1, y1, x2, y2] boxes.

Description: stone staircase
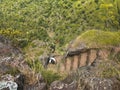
[[52, 47, 120, 73]]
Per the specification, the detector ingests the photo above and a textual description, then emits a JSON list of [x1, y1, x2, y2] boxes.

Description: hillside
[[0, 0, 120, 49], [0, 0, 120, 90]]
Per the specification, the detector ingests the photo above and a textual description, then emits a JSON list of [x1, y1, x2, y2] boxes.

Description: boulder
[[76, 59, 120, 90], [50, 81, 77, 90], [0, 35, 47, 90], [0, 35, 23, 75], [0, 73, 47, 90], [0, 74, 18, 90], [58, 58, 120, 90], [24, 82, 47, 90], [15, 74, 25, 90], [79, 77, 120, 90], [14, 73, 46, 90]]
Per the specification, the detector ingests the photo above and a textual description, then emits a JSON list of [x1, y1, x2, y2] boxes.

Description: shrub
[[0, 29, 29, 48]]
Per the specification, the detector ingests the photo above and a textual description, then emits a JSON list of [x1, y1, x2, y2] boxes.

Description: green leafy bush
[[0, 29, 29, 47], [0, 0, 120, 50]]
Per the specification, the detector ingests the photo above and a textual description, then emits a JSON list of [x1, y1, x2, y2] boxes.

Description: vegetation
[[25, 58, 61, 85], [98, 60, 120, 79], [72, 30, 120, 48], [6, 66, 20, 76], [0, 29, 29, 47], [0, 0, 120, 86], [0, 0, 120, 48], [23, 40, 62, 85]]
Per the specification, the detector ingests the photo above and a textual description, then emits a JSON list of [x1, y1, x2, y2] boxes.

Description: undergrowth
[[26, 58, 62, 85], [98, 59, 120, 79], [0, 29, 29, 48]]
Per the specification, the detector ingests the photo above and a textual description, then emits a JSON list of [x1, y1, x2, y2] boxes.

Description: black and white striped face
[[39, 55, 57, 68], [49, 57, 56, 64]]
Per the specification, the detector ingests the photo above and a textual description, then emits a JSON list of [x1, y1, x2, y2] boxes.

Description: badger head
[[49, 57, 56, 64]]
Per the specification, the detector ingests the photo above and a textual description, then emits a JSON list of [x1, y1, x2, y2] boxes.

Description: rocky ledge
[[50, 59, 120, 90], [0, 35, 120, 90], [0, 35, 47, 90]]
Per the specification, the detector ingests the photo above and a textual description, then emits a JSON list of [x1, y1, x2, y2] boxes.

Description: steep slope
[[51, 30, 120, 73], [50, 30, 120, 90], [0, 0, 120, 48]]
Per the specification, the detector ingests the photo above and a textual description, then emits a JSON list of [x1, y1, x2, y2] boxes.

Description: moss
[[72, 30, 120, 48]]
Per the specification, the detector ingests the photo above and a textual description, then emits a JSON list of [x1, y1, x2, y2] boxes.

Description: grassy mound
[[72, 30, 120, 48]]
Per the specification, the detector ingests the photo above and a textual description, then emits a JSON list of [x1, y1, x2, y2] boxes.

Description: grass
[[25, 58, 63, 85], [97, 60, 120, 79], [72, 30, 120, 48], [22, 39, 66, 85], [42, 70, 62, 85]]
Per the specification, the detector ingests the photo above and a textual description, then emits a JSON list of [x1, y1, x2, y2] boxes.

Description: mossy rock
[[70, 30, 120, 49]]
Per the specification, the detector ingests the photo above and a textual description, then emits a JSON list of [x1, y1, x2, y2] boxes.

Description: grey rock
[[24, 82, 47, 90], [79, 77, 120, 90], [50, 81, 77, 90], [0, 35, 23, 75], [0, 74, 18, 90]]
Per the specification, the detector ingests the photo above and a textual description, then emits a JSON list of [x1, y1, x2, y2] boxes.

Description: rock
[[0, 35, 24, 75], [24, 82, 47, 90], [0, 81, 18, 90], [1, 74, 46, 90], [15, 74, 25, 90], [79, 77, 120, 90], [76, 60, 120, 90], [66, 42, 87, 56], [50, 81, 77, 90], [58, 57, 120, 90], [0, 74, 18, 90], [14, 73, 46, 90], [0, 35, 47, 90], [0, 74, 47, 90]]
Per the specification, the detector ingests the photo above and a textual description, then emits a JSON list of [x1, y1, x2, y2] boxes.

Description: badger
[[39, 55, 56, 68]]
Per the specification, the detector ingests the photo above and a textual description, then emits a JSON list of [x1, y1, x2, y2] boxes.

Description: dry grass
[[19, 67, 42, 85]]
